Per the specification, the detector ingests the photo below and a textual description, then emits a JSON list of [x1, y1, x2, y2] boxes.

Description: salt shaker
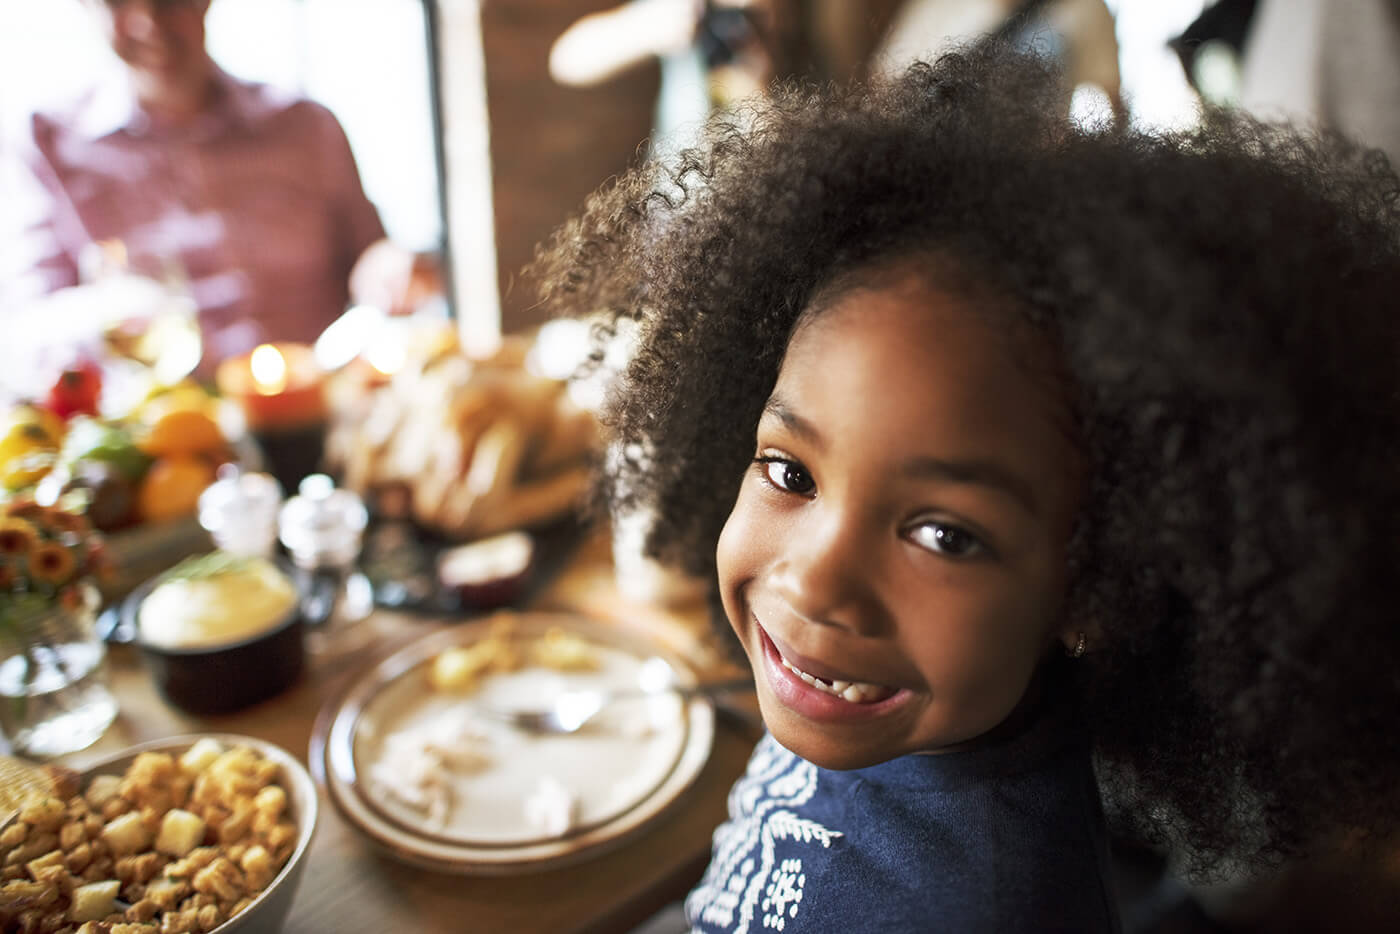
[[278, 474, 374, 650], [197, 466, 283, 557]]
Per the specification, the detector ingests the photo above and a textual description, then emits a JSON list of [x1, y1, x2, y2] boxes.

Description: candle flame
[[250, 344, 288, 395]]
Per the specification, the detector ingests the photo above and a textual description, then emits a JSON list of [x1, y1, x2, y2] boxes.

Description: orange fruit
[[138, 408, 225, 458], [137, 455, 215, 523]]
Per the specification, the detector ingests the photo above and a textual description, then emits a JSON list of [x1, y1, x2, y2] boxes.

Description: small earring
[[1069, 632, 1086, 658]]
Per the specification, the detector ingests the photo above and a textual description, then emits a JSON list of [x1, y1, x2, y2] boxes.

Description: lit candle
[[251, 344, 288, 394], [216, 343, 327, 433]]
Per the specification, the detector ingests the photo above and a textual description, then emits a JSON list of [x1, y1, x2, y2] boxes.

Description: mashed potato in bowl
[[122, 553, 307, 715], [140, 554, 298, 650]]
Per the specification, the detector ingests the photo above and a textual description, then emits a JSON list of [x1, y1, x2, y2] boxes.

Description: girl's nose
[[768, 506, 881, 635]]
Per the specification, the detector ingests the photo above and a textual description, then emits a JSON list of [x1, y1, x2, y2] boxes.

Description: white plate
[[316, 612, 715, 874]]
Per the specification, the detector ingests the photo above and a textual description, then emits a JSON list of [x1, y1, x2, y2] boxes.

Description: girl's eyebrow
[[902, 457, 1040, 517], [762, 396, 1039, 516], [760, 396, 828, 451]]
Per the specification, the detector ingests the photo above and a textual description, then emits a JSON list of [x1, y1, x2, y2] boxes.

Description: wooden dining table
[[59, 526, 762, 934]]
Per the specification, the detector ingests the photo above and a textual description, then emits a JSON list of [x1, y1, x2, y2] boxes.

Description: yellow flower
[[28, 541, 75, 586], [0, 517, 38, 558]]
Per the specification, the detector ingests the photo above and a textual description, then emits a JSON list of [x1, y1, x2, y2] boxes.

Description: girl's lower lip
[[757, 625, 908, 723]]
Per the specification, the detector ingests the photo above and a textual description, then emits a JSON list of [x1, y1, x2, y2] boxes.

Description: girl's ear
[[1059, 629, 1087, 658]]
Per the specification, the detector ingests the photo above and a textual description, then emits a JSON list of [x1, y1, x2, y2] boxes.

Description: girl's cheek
[[716, 483, 769, 622]]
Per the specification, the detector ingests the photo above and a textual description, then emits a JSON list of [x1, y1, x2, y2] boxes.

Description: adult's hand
[[348, 238, 444, 316]]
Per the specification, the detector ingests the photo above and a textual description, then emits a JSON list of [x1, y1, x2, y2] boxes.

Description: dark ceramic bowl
[[115, 564, 306, 715]]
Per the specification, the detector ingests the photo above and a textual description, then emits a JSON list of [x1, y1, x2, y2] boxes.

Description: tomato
[[44, 358, 103, 420]]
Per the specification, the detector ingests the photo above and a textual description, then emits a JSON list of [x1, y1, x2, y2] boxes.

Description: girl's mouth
[[776, 654, 894, 704], [756, 624, 905, 719]]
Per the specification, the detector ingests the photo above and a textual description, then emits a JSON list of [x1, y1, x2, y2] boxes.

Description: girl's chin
[[759, 707, 901, 771]]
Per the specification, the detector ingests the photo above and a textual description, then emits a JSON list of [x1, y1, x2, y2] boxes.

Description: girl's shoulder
[[687, 727, 1118, 933]]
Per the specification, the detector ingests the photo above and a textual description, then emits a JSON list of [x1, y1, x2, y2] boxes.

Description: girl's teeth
[[779, 656, 888, 704]]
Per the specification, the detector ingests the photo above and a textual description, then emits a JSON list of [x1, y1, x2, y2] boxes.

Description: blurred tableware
[[313, 612, 715, 874], [116, 555, 305, 714], [279, 475, 373, 655], [0, 504, 117, 758], [0, 581, 116, 759], [2, 271, 199, 405], [217, 344, 328, 492], [480, 670, 754, 736], [215, 343, 327, 433], [72, 733, 317, 934], [198, 466, 283, 557], [436, 529, 536, 609], [102, 296, 203, 387]]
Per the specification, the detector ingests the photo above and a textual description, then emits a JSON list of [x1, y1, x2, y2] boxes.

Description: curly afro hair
[[533, 44, 1400, 877]]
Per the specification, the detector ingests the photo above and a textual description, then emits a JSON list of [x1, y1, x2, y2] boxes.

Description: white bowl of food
[[0, 734, 317, 933]]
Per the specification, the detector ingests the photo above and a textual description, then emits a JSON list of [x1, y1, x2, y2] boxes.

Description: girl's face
[[716, 269, 1084, 770]]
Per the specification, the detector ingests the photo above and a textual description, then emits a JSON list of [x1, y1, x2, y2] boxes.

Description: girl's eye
[[908, 521, 985, 558], [756, 457, 815, 496]]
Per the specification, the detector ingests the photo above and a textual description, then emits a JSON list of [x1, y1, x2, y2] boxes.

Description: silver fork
[[478, 676, 755, 735]]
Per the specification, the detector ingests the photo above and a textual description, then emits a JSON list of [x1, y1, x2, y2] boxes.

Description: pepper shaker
[[197, 466, 283, 558], [278, 474, 374, 652]]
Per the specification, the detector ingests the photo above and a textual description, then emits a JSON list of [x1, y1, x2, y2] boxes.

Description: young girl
[[535, 45, 1400, 932]]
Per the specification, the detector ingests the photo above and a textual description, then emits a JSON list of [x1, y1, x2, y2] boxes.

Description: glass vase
[[0, 582, 118, 758]]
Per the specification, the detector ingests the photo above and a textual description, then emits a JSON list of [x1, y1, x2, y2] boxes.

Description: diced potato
[[101, 812, 153, 857], [25, 848, 64, 881], [18, 796, 66, 832], [178, 739, 225, 777], [155, 810, 206, 858], [144, 875, 190, 911], [69, 879, 120, 923], [238, 845, 273, 889], [0, 820, 28, 849], [84, 774, 123, 810], [125, 896, 159, 922], [0, 879, 51, 909], [252, 785, 285, 819]]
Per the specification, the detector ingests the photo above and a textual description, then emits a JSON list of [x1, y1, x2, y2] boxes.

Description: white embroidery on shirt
[[686, 735, 843, 933], [762, 858, 805, 930]]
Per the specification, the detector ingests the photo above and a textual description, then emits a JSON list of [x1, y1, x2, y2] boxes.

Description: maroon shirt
[[3, 67, 385, 364]]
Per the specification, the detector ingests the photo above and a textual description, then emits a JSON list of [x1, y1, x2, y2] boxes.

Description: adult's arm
[[304, 102, 443, 315], [311, 104, 387, 283]]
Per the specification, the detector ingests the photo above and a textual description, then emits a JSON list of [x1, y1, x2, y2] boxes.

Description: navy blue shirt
[[685, 701, 1119, 933]]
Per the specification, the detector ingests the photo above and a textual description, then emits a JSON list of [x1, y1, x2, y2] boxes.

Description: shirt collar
[[72, 64, 257, 141]]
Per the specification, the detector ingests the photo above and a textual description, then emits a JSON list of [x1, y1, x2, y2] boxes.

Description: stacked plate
[[312, 612, 715, 874]]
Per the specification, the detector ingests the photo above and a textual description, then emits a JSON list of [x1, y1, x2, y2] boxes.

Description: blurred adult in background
[[1, 0, 439, 368], [549, 0, 1121, 122], [873, 0, 1122, 121], [1173, 0, 1400, 171], [1238, 0, 1399, 170]]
